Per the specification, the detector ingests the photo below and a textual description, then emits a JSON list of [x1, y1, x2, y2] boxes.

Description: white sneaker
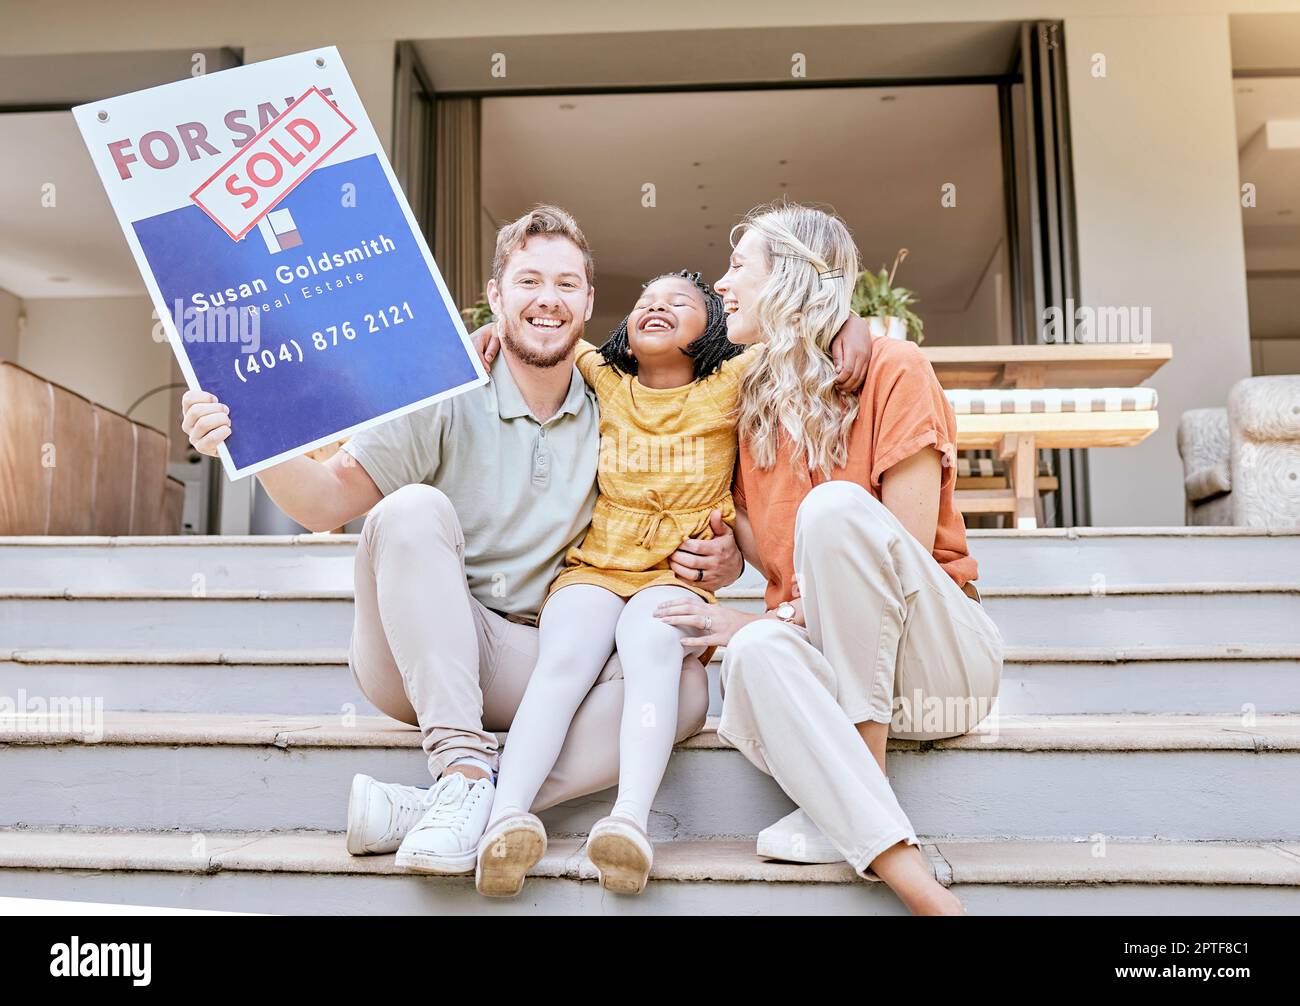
[[755, 808, 842, 864], [475, 812, 548, 898], [346, 774, 439, 856], [394, 772, 495, 875]]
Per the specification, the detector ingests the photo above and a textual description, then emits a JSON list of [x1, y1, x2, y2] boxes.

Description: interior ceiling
[[1231, 13, 1300, 75], [413, 22, 1020, 93], [0, 111, 144, 299], [481, 85, 1005, 330]]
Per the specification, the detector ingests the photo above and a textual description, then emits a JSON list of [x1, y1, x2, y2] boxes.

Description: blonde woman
[[654, 203, 1003, 916]]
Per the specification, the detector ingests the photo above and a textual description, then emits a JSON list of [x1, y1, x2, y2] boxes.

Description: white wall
[[1246, 273, 1300, 376], [923, 240, 1012, 347], [17, 295, 174, 432], [1243, 229, 1300, 378], [1065, 15, 1252, 527], [1252, 336, 1300, 375]]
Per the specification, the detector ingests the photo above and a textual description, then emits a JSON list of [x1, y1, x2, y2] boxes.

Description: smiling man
[[181, 205, 744, 873]]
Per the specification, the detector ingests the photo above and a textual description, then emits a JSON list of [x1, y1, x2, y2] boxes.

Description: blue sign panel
[[133, 154, 481, 472]]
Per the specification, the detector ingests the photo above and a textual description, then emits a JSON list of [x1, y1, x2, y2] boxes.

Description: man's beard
[[498, 312, 581, 369]]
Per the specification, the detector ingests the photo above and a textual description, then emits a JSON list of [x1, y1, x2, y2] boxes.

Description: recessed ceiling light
[[778, 159, 787, 165], [697, 184, 705, 189], [692, 161, 702, 167], [779, 182, 788, 188], [880, 94, 897, 102], [701, 205, 708, 211], [559, 102, 576, 110], [704, 224, 712, 230], [1280, 209, 1294, 217]]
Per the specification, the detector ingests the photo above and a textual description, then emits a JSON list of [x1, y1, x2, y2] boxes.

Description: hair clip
[[818, 268, 844, 281]]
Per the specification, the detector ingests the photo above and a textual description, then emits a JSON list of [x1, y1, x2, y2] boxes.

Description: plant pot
[[865, 316, 909, 341]]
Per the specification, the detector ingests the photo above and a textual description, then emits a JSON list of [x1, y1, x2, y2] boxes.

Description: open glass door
[[394, 43, 483, 315], [393, 42, 435, 243], [1003, 20, 1089, 526]]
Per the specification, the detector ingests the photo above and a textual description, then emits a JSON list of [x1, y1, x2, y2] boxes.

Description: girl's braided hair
[[598, 269, 745, 380]]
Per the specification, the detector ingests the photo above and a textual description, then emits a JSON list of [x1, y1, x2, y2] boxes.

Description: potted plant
[[850, 248, 924, 344], [460, 296, 494, 330]]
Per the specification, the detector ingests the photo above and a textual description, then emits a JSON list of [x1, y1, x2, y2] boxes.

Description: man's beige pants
[[718, 480, 1003, 878], [348, 483, 710, 813]]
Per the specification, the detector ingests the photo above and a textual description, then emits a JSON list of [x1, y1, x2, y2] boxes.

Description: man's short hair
[[491, 204, 595, 288]]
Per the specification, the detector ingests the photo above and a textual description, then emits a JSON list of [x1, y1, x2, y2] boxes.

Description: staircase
[[1, 527, 1298, 915]]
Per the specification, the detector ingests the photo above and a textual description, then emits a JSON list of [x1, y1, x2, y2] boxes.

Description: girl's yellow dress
[[540, 341, 757, 619]]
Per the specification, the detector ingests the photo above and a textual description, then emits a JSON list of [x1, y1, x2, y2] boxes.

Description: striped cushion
[[945, 387, 1158, 415]]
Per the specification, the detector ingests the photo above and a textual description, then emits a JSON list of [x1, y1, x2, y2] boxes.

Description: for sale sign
[[73, 47, 487, 479]]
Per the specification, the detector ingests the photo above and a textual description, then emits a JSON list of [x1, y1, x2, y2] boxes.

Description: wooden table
[[922, 343, 1172, 527], [924, 342, 1172, 391]]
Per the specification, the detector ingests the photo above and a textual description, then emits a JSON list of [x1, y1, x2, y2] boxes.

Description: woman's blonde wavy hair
[[733, 202, 862, 477]]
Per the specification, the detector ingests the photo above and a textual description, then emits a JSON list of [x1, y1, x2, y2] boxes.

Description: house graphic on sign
[[256, 208, 303, 254]]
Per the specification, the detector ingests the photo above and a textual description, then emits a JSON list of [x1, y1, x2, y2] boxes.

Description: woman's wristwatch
[[772, 601, 797, 623]]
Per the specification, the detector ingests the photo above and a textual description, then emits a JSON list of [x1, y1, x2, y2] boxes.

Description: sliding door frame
[[393, 41, 437, 242]]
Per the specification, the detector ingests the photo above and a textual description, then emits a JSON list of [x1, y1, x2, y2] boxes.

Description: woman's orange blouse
[[733, 334, 977, 610]]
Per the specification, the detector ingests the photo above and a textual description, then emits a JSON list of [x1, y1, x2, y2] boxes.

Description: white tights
[[488, 583, 706, 831]]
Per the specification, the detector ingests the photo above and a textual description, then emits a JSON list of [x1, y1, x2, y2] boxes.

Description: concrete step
[[991, 645, 1300, 715], [0, 649, 382, 717], [4, 582, 1296, 650], [968, 526, 1300, 589], [728, 584, 1300, 649], [4, 527, 1296, 592], [0, 828, 1296, 915], [0, 535, 364, 594], [6, 645, 1298, 717], [2, 712, 1297, 841]]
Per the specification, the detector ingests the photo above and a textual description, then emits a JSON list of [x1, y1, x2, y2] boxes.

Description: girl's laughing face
[[625, 275, 708, 362]]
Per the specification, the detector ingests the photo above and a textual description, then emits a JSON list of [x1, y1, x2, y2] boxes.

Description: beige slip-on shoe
[[475, 812, 548, 898], [586, 815, 654, 895]]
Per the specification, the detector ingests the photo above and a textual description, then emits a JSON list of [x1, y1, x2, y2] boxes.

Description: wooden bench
[[955, 456, 1058, 524], [948, 387, 1159, 528]]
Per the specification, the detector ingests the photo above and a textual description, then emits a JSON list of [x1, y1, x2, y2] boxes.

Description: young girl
[[473, 270, 868, 897], [472, 270, 748, 897]]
